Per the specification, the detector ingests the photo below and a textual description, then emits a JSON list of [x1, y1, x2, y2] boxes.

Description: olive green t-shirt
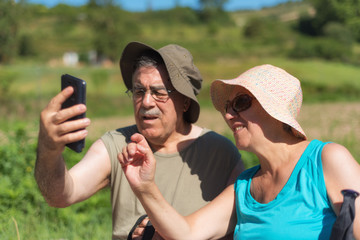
[[101, 125, 241, 240]]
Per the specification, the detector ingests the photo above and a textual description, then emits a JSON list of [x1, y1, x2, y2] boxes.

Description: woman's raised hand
[[118, 133, 156, 193]]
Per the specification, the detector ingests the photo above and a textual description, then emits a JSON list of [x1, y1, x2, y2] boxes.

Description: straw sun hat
[[211, 64, 306, 139]]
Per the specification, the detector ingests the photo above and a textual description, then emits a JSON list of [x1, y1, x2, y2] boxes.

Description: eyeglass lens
[[226, 94, 253, 113], [129, 86, 173, 102]]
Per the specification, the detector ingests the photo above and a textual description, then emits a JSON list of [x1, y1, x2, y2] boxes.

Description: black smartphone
[[61, 74, 87, 153]]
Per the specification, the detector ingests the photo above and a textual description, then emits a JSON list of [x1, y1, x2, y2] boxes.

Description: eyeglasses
[[225, 94, 253, 114], [126, 86, 175, 103]]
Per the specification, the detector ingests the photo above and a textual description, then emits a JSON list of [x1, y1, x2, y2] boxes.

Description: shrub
[[323, 22, 353, 45], [0, 71, 17, 103], [296, 14, 318, 36], [0, 124, 112, 239], [347, 17, 360, 42], [0, 125, 40, 215], [289, 36, 352, 61], [243, 17, 289, 45], [18, 34, 37, 57]]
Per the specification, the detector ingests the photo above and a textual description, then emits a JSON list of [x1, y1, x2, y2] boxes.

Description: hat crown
[[241, 64, 302, 119], [159, 44, 202, 96]]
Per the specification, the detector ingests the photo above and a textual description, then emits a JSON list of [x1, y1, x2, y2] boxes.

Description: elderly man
[[35, 42, 244, 239]]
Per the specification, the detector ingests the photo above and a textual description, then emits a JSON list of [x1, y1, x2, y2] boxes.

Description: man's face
[[131, 65, 186, 145]]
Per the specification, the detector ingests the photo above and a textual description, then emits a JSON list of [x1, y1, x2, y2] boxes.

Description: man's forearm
[[35, 145, 74, 208]]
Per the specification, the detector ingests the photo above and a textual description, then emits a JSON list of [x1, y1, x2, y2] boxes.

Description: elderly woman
[[119, 64, 360, 239]]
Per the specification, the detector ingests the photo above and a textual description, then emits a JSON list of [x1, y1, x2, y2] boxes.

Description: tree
[[0, 0, 19, 63], [86, 0, 139, 63], [197, 0, 232, 24], [199, 0, 228, 11], [308, 0, 360, 40]]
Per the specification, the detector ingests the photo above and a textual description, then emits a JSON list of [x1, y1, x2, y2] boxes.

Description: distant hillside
[[17, 1, 314, 63], [230, 1, 314, 26]]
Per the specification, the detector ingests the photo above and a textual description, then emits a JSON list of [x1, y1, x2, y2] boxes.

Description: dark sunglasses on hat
[[225, 94, 253, 114]]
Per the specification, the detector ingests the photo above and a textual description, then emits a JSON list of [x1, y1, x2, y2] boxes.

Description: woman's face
[[223, 86, 281, 150]]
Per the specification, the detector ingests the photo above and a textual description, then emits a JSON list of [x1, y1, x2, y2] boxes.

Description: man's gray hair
[[133, 50, 165, 73]]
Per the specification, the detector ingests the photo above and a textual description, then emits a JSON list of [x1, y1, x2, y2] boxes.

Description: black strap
[[330, 189, 359, 240], [143, 219, 155, 239], [127, 214, 155, 240]]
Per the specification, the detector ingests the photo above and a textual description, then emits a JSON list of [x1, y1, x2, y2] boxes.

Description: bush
[[347, 17, 360, 42], [18, 34, 37, 57], [0, 124, 112, 239], [0, 125, 41, 215], [323, 22, 354, 45], [296, 14, 318, 36], [0, 71, 17, 103], [289, 36, 352, 61], [0, 0, 19, 63], [301, 81, 360, 102], [243, 17, 289, 45], [243, 17, 265, 38]]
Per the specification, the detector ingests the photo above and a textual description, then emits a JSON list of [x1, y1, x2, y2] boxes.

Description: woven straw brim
[[211, 78, 307, 140]]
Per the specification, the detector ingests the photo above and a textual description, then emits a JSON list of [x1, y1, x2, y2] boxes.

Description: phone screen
[[61, 74, 87, 153]]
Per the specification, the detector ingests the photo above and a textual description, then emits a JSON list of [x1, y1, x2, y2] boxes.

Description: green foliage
[[199, 0, 229, 11], [347, 17, 360, 42], [0, 0, 19, 63], [0, 124, 111, 239], [307, 0, 360, 40], [4, 1, 358, 65], [18, 33, 37, 57], [0, 70, 17, 103], [49, 4, 84, 33], [142, 7, 201, 25], [0, 125, 39, 213], [289, 36, 352, 61], [323, 22, 354, 45], [297, 14, 318, 36], [86, 3, 140, 62], [243, 17, 266, 38], [198, 8, 234, 25], [243, 16, 291, 48], [301, 81, 360, 102]]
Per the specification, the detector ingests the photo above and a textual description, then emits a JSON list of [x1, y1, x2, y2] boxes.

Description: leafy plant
[[0, 124, 112, 239]]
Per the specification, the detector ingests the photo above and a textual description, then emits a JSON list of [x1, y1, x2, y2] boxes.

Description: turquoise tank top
[[234, 140, 336, 239]]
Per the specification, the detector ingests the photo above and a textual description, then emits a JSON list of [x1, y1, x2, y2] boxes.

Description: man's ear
[[184, 98, 191, 112]]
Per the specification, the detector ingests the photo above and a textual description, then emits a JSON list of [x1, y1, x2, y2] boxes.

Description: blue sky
[[23, 0, 295, 11]]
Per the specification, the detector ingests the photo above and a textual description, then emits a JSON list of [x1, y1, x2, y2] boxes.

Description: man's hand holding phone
[[61, 74, 87, 152], [38, 74, 89, 154]]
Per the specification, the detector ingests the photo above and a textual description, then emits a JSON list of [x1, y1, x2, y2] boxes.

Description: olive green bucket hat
[[120, 41, 203, 123]]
